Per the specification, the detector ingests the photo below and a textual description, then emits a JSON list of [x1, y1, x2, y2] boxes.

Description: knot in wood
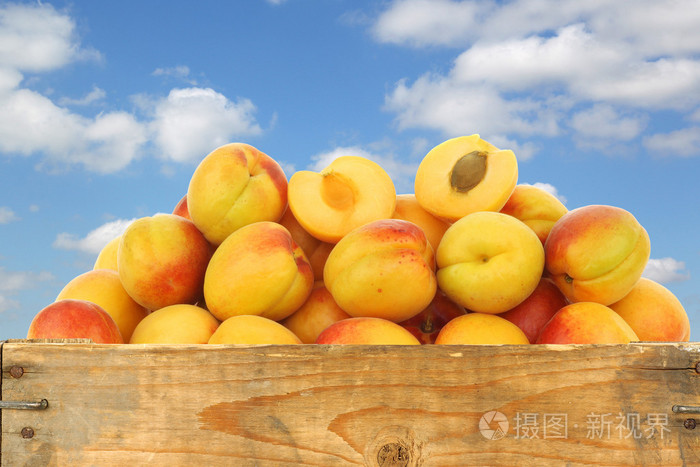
[[377, 442, 410, 467]]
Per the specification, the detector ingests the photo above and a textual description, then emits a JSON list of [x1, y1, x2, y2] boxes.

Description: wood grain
[[2, 342, 699, 466]]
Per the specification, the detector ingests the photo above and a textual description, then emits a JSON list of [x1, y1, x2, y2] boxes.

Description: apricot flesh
[[415, 135, 518, 222], [288, 156, 396, 243]]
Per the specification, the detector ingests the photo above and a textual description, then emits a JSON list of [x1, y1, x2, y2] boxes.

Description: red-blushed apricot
[[118, 214, 212, 311], [434, 313, 530, 345], [27, 299, 123, 344], [204, 221, 314, 322], [187, 143, 288, 245], [208, 315, 302, 345], [500, 184, 568, 245], [56, 269, 148, 343], [323, 219, 437, 323], [610, 278, 690, 342], [500, 277, 569, 344], [315, 317, 421, 345], [397, 289, 468, 344], [536, 302, 639, 344], [287, 155, 396, 243], [281, 282, 352, 344], [172, 194, 191, 220], [545, 205, 651, 306], [392, 193, 451, 252], [415, 134, 518, 222], [129, 304, 219, 344]]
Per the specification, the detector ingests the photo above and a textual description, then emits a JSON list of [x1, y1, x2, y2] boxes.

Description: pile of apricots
[[27, 134, 690, 345]]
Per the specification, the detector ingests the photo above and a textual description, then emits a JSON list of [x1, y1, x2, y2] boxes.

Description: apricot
[[536, 302, 639, 344], [545, 204, 651, 306], [398, 289, 468, 344], [392, 193, 451, 252], [609, 278, 690, 342], [93, 235, 120, 271], [187, 143, 288, 245], [323, 219, 437, 323], [281, 283, 351, 344], [315, 317, 421, 345], [436, 211, 544, 314], [414, 135, 518, 222], [172, 194, 191, 220], [129, 304, 219, 344], [287, 155, 396, 243], [278, 208, 334, 281], [209, 315, 302, 345], [28, 299, 123, 344], [434, 313, 530, 345], [118, 214, 212, 311], [56, 269, 148, 342], [500, 184, 568, 245], [500, 277, 569, 344], [203, 221, 314, 322]]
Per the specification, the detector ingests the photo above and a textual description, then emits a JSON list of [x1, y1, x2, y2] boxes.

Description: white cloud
[[373, 0, 700, 55], [152, 66, 197, 85], [58, 85, 106, 106], [150, 87, 262, 164], [53, 218, 136, 255], [377, 0, 700, 155], [643, 257, 691, 283], [570, 104, 647, 149], [643, 127, 700, 158], [0, 4, 263, 173], [0, 87, 148, 173], [0, 2, 101, 73], [518, 182, 567, 205], [372, 0, 487, 47], [310, 145, 417, 194], [0, 294, 19, 313], [0, 266, 54, 313], [0, 267, 54, 292], [0, 206, 19, 224], [0, 66, 22, 93]]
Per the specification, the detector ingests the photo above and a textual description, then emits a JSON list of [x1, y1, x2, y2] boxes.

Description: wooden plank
[[1, 342, 699, 466]]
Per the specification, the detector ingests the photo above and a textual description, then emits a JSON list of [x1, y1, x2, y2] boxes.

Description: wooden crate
[[1, 340, 699, 466]]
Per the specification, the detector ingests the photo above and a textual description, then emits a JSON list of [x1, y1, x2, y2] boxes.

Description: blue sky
[[1, 0, 698, 340]]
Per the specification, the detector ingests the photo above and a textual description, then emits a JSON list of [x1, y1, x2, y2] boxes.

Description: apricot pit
[[415, 135, 518, 222]]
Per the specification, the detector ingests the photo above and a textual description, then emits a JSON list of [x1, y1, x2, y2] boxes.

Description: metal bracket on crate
[[673, 405, 700, 414], [0, 399, 49, 410]]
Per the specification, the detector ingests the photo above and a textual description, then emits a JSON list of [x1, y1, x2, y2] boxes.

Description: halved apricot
[[287, 156, 396, 243], [414, 135, 518, 222]]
